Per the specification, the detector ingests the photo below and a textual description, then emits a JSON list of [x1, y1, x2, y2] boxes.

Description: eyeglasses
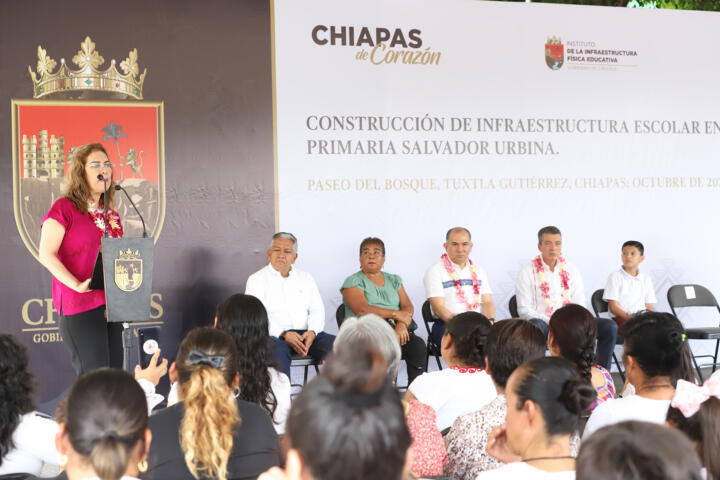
[[87, 161, 114, 169]]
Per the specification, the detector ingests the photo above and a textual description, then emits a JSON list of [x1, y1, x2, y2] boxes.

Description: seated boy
[[603, 240, 657, 328]]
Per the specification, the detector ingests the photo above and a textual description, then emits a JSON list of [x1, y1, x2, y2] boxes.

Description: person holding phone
[[38, 143, 124, 375]]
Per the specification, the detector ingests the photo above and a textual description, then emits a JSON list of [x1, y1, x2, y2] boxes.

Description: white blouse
[[408, 367, 496, 431], [0, 412, 60, 476]]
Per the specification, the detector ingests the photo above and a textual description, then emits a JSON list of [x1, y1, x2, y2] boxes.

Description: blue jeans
[[430, 320, 446, 349], [525, 317, 618, 371], [271, 330, 335, 377]]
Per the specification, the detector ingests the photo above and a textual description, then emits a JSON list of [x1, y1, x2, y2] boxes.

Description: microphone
[[114, 184, 148, 238], [97, 174, 109, 237]]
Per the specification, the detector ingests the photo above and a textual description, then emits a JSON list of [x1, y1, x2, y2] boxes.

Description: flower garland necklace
[[441, 253, 481, 311], [533, 255, 570, 315], [87, 200, 123, 238], [449, 366, 484, 374]]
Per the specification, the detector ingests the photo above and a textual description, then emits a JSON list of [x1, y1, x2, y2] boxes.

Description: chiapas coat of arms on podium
[[12, 37, 165, 259]]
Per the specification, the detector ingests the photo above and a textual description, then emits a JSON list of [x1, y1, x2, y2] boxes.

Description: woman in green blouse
[[341, 237, 427, 383]]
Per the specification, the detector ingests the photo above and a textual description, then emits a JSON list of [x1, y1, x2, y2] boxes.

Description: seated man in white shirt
[[423, 227, 495, 347], [515, 225, 618, 370], [603, 240, 657, 329], [245, 232, 335, 377]]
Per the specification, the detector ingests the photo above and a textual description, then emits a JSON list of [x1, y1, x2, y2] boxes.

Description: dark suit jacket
[[143, 398, 280, 480]]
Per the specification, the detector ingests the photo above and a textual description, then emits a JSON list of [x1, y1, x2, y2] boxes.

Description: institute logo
[[12, 37, 166, 260], [545, 36, 564, 70]]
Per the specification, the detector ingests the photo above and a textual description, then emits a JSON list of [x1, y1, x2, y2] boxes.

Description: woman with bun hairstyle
[[146, 327, 279, 480], [584, 311, 686, 437], [38, 143, 123, 374], [53, 368, 151, 480], [404, 311, 496, 431], [666, 369, 720, 480], [479, 357, 596, 479], [259, 340, 412, 480], [548, 304, 615, 410]]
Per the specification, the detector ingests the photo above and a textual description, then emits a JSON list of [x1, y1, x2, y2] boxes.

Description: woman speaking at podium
[[38, 143, 124, 375]]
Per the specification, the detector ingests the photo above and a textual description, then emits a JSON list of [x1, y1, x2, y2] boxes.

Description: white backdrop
[[273, 0, 720, 370]]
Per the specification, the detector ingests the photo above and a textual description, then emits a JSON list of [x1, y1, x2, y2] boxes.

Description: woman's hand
[[134, 350, 168, 386], [74, 278, 92, 293], [394, 310, 413, 327], [486, 425, 522, 464], [395, 322, 410, 346]]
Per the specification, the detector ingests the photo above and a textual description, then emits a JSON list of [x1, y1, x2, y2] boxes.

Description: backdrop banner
[[273, 0, 720, 358], [0, 0, 275, 408]]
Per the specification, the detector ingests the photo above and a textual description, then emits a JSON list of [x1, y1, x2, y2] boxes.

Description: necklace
[[533, 255, 571, 315], [441, 253, 481, 311], [522, 455, 575, 463], [449, 366, 484, 374], [635, 382, 673, 394]]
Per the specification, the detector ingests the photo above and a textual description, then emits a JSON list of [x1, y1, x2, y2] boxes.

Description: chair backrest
[[508, 295, 518, 318], [667, 285, 720, 316], [336, 303, 346, 329], [591, 289, 608, 317], [421, 300, 438, 328]]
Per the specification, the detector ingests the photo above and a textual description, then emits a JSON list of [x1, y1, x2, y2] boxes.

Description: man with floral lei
[[515, 225, 618, 370], [423, 227, 495, 348]]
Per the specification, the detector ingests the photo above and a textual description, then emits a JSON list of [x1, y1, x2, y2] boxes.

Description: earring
[[138, 459, 148, 473], [59, 455, 68, 468], [232, 387, 240, 398]]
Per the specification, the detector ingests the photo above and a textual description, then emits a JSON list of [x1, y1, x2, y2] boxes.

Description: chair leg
[[435, 355, 443, 371], [713, 339, 720, 373], [424, 352, 429, 372], [613, 353, 626, 383], [303, 365, 309, 384], [692, 354, 704, 383]]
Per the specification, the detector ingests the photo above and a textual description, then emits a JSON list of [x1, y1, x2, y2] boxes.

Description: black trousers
[[403, 333, 427, 384], [59, 305, 124, 375]]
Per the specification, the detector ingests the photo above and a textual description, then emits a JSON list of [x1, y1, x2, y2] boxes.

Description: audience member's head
[[59, 368, 150, 480], [549, 304, 598, 382], [335, 313, 401, 380], [577, 421, 702, 480], [621, 311, 686, 387], [286, 341, 411, 480], [215, 293, 278, 418], [358, 237, 386, 257], [176, 327, 241, 480], [667, 371, 720, 480], [506, 357, 596, 456], [0, 334, 34, 467], [485, 319, 546, 390], [622, 240, 645, 256], [442, 311, 492, 367]]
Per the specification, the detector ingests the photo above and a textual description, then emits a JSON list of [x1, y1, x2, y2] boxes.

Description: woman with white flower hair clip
[[667, 369, 720, 480]]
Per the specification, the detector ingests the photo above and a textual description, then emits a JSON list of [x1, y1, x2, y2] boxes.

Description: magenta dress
[[41, 198, 123, 315]]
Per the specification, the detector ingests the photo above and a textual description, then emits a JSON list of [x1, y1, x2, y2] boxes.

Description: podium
[[93, 237, 154, 372]]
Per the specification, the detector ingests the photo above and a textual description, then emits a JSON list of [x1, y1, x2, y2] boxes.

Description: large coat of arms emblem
[[12, 37, 165, 259]]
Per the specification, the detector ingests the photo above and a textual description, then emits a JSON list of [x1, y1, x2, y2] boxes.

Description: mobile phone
[[137, 326, 161, 369]]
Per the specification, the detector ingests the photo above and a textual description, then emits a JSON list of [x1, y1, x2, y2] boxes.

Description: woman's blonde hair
[[63, 143, 115, 213], [176, 327, 240, 480]]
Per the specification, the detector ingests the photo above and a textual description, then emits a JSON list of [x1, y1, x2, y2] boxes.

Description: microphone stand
[[97, 174, 109, 238], [115, 184, 148, 238]]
